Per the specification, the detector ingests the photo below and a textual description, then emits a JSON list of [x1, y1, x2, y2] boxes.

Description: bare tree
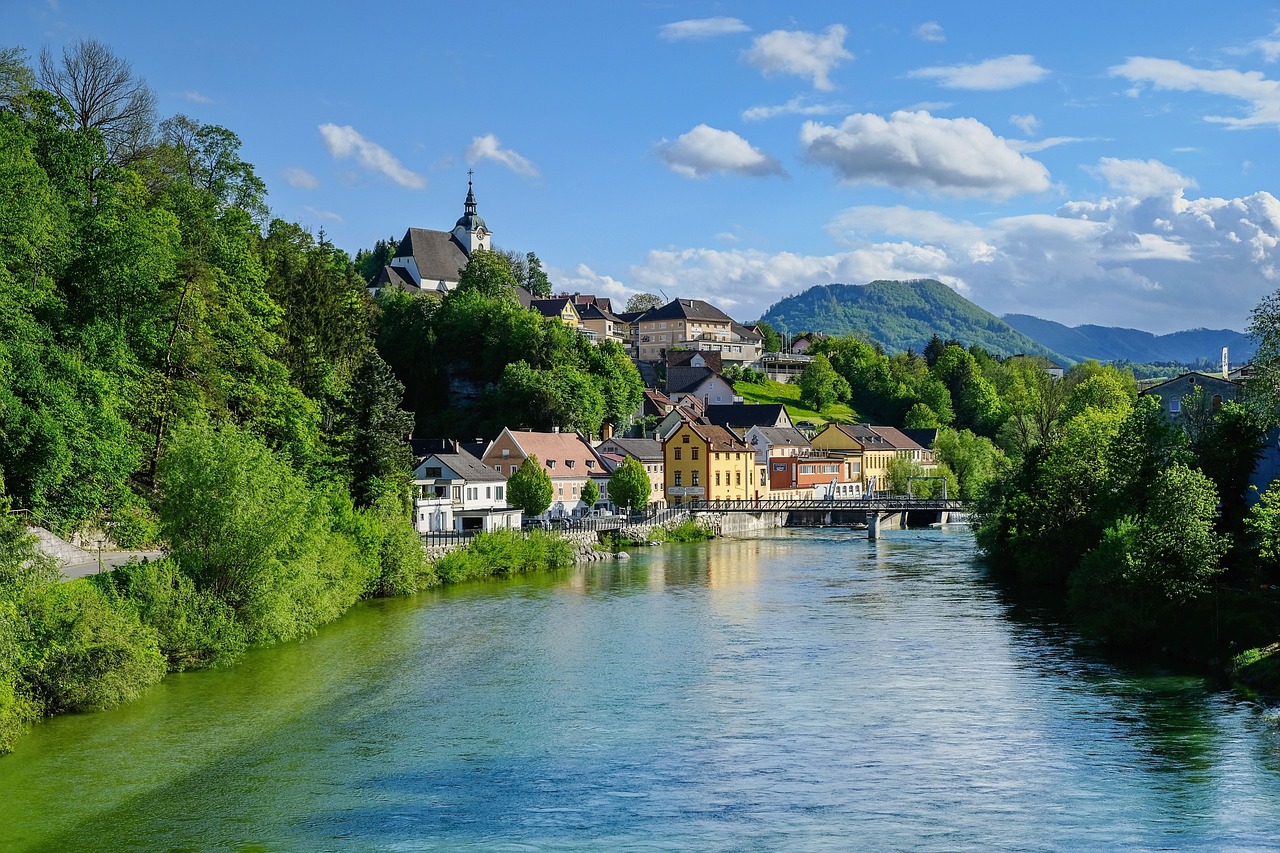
[[39, 38, 156, 164]]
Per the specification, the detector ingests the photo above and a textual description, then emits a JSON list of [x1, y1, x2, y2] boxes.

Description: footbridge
[[682, 497, 967, 540]]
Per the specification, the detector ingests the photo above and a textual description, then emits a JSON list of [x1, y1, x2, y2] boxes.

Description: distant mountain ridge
[[758, 281, 1063, 360], [1001, 314, 1254, 365]]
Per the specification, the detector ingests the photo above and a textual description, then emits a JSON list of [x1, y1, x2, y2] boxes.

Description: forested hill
[[1002, 314, 1255, 365], [759, 280, 1063, 360]]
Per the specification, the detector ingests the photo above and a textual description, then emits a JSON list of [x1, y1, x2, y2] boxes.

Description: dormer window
[[567, 460, 575, 469], [547, 459, 556, 469], [586, 460, 595, 469]]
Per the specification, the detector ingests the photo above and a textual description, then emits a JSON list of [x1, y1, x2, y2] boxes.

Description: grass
[[732, 378, 858, 426]]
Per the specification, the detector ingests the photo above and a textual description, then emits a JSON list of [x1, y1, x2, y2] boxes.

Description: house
[[667, 349, 724, 374], [481, 428, 607, 519], [869, 426, 935, 467], [789, 332, 825, 354], [411, 447, 522, 533], [743, 425, 810, 465], [635, 298, 737, 362], [665, 365, 735, 407], [653, 395, 706, 441], [369, 177, 491, 296], [767, 454, 863, 500], [1139, 372, 1243, 418], [705, 403, 793, 433], [573, 300, 629, 346], [411, 437, 488, 460], [529, 296, 581, 329], [811, 424, 892, 493], [663, 421, 756, 505], [595, 437, 665, 510]]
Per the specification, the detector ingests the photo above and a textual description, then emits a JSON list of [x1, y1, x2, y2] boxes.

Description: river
[[1, 527, 1278, 851]]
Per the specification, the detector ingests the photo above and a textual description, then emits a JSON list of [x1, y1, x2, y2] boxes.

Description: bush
[[660, 518, 715, 543], [433, 530, 573, 584], [92, 558, 247, 671], [108, 502, 161, 549]]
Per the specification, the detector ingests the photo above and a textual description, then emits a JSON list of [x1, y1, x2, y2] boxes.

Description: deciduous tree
[[507, 455, 553, 517]]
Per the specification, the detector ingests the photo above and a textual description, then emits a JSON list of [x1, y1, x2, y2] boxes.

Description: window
[[682, 434, 690, 444], [586, 460, 594, 469], [692, 471, 700, 486], [567, 460, 575, 469], [424, 466, 442, 477], [547, 459, 556, 469], [453, 486, 462, 501], [496, 486, 504, 501], [501, 448, 510, 458], [572, 485, 578, 496], [692, 448, 699, 460], [1170, 398, 1181, 414], [557, 485, 564, 497], [715, 472, 721, 486], [675, 472, 683, 486], [485, 486, 492, 499], [674, 448, 682, 460], [510, 465, 518, 474], [736, 471, 741, 486]]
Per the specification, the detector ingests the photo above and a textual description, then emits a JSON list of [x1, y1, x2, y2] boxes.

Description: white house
[[411, 448, 522, 533]]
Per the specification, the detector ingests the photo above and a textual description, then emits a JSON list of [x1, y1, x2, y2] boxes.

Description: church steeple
[[452, 169, 490, 255]]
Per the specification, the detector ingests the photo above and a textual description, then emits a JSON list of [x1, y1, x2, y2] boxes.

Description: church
[[369, 175, 492, 296]]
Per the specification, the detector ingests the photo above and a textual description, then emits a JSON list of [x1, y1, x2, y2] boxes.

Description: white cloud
[[548, 263, 633, 302], [800, 110, 1052, 199], [465, 133, 540, 178], [1250, 29, 1280, 62], [1010, 113, 1040, 135], [908, 54, 1049, 90], [658, 124, 785, 179], [284, 167, 319, 189], [1008, 136, 1094, 153], [1110, 57, 1280, 128], [302, 206, 344, 223], [318, 124, 425, 189], [618, 187, 1280, 331], [1087, 157, 1197, 197], [915, 21, 945, 43], [742, 24, 852, 91], [742, 96, 848, 122], [180, 90, 211, 104], [659, 17, 750, 41]]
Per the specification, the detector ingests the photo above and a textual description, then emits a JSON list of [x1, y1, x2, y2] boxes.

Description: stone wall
[[694, 510, 787, 537]]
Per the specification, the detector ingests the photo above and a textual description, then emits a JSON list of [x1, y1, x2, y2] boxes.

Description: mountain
[[759, 280, 1064, 360], [1001, 314, 1254, 365]]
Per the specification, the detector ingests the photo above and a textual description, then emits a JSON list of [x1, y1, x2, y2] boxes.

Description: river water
[[2, 527, 1279, 851]]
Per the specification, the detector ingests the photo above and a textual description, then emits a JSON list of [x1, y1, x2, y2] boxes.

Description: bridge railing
[[677, 497, 967, 513]]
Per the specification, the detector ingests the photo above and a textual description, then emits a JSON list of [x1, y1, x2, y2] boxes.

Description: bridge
[[680, 497, 968, 540]]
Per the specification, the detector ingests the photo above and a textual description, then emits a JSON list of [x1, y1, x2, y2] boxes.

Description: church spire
[[464, 168, 477, 216]]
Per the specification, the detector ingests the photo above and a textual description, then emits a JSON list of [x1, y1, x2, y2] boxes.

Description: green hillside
[[759, 280, 1064, 361]]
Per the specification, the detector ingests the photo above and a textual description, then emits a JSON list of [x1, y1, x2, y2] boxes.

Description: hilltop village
[[367, 181, 954, 531]]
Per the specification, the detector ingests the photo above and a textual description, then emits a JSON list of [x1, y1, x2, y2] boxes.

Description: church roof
[[393, 228, 470, 285], [372, 264, 420, 292]]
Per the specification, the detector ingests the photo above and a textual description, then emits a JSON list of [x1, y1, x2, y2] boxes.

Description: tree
[[347, 350, 415, 508], [903, 402, 940, 429], [38, 38, 156, 166], [457, 249, 519, 300], [754, 320, 783, 354], [933, 428, 1007, 501], [625, 292, 663, 314], [608, 456, 651, 513], [798, 353, 851, 411], [507, 455, 553, 517], [0, 47, 35, 113], [525, 251, 551, 297], [581, 479, 600, 508]]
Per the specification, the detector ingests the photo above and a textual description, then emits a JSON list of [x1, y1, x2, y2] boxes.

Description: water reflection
[[1, 528, 1278, 852]]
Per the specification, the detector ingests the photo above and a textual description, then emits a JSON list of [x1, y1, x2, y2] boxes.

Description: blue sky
[[6, 2, 1280, 334]]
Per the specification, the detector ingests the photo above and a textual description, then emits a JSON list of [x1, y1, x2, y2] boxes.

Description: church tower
[[452, 172, 491, 255]]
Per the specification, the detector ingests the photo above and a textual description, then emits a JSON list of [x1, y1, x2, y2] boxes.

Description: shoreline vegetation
[[0, 502, 724, 756]]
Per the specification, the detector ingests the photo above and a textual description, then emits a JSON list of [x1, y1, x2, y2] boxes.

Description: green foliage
[[432, 529, 573, 583], [581, 479, 600, 508], [658, 518, 715, 542], [507, 455, 553, 517], [798, 353, 852, 411], [457, 249, 520, 300], [346, 349, 414, 508], [903, 402, 940, 429], [608, 456, 652, 512], [933, 428, 1007, 501], [760, 281, 1062, 360], [625, 292, 663, 314]]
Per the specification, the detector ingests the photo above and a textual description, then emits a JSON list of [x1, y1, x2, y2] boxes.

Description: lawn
[[732, 379, 858, 426]]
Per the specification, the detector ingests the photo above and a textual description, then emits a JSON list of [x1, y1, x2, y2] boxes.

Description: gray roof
[[666, 365, 718, 395], [393, 228, 470, 285], [576, 301, 623, 324], [372, 264, 419, 292], [641, 298, 734, 324], [530, 296, 575, 319], [417, 452, 506, 483], [748, 426, 810, 449], [731, 321, 762, 342], [600, 437, 663, 461]]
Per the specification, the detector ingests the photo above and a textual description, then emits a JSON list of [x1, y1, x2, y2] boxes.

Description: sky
[[6, 2, 1280, 334]]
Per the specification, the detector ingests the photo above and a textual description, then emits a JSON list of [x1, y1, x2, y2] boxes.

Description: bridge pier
[[868, 511, 880, 540]]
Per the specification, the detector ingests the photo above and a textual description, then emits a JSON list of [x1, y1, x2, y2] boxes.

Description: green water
[[2, 527, 1279, 851]]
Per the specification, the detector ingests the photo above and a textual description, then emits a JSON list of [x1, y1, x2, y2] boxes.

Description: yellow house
[[663, 421, 755, 504], [810, 424, 881, 493], [529, 296, 580, 329]]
